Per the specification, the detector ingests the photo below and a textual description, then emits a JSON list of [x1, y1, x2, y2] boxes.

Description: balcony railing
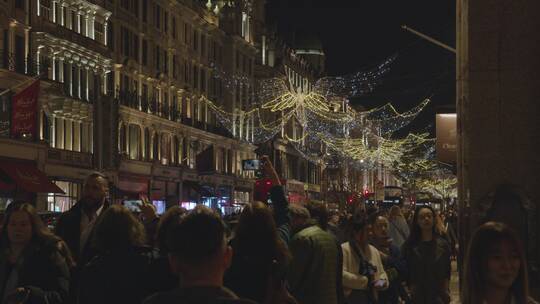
[[1, 50, 49, 77], [1, 51, 97, 104], [116, 89, 234, 138]]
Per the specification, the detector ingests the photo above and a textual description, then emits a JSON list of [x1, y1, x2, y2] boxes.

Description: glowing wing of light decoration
[[361, 98, 431, 135], [313, 54, 398, 98]]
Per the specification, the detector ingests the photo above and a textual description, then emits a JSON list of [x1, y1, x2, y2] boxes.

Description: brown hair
[[93, 204, 146, 252], [462, 222, 530, 304], [0, 201, 71, 262], [155, 206, 187, 253], [233, 201, 290, 264]]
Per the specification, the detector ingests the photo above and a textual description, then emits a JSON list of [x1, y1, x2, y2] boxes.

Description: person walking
[[287, 201, 343, 304], [0, 202, 70, 304], [369, 212, 404, 304], [78, 205, 154, 304], [55, 172, 110, 265], [224, 201, 295, 304], [143, 206, 256, 304], [342, 214, 388, 304], [401, 206, 451, 304], [388, 206, 410, 249], [462, 222, 538, 304]]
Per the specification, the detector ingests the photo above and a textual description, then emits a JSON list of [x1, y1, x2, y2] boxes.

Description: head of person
[[389, 205, 403, 219], [156, 206, 187, 253], [94, 205, 146, 253], [369, 212, 390, 240], [349, 213, 369, 246], [82, 172, 109, 207], [462, 222, 529, 304], [306, 201, 329, 230], [234, 201, 288, 262], [167, 206, 232, 286], [328, 211, 340, 226], [0, 201, 54, 250], [408, 205, 438, 244], [288, 204, 310, 232]]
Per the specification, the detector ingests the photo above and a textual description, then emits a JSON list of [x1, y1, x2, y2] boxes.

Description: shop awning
[[0, 161, 64, 194], [184, 180, 212, 197]]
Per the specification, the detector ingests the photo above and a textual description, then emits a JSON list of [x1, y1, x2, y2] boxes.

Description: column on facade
[[103, 18, 108, 45], [65, 119, 73, 150], [85, 67, 90, 101], [58, 57, 64, 82], [50, 55, 56, 80], [73, 120, 81, 152]]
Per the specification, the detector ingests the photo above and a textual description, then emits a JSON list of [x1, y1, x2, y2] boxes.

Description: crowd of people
[[0, 157, 537, 304]]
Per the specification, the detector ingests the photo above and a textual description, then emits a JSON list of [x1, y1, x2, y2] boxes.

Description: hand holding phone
[[373, 279, 386, 290]]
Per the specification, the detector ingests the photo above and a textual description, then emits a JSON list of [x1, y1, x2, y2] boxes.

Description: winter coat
[[401, 236, 451, 304], [78, 247, 155, 304], [143, 286, 257, 304], [288, 225, 340, 304], [0, 239, 70, 304]]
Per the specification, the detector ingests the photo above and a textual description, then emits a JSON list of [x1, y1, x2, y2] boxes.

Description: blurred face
[[7, 211, 33, 247], [372, 216, 389, 238], [354, 227, 369, 245], [83, 176, 108, 205], [329, 214, 339, 225], [417, 208, 434, 232], [484, 239, 521, 290]]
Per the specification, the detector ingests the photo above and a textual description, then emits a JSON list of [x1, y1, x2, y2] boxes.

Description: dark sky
[[266, 0, 456, 135]]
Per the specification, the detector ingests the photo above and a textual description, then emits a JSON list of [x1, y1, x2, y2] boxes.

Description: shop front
[[287, 180, 308, 205], [0, 158, 64, 210], [234, 178, 253, 212]]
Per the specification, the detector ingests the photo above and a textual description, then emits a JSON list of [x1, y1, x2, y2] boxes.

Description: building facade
[[1, 0, 110, 211], [0, 0, 260, 213]]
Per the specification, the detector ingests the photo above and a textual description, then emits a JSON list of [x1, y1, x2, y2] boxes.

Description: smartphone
[[123, 200, 142, 212], [242, 159, 261, 170], [373, 279, 386, 288]]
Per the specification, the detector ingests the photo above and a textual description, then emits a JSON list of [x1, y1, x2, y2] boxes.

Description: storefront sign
[[11, 80, 39, 140], [436, 113, 457, 164], [47, 148, 93, 168], [287, 180, 305, 194], [307, 183, 321, 193]]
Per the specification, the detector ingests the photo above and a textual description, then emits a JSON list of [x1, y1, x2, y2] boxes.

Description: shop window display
[[47, 181, 81, 212]]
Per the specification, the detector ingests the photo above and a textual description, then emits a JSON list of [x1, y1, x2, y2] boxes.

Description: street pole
[[401, 25, 456, 54]]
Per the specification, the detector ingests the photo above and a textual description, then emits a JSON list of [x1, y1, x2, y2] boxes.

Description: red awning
[[0, 161, 64, 194]]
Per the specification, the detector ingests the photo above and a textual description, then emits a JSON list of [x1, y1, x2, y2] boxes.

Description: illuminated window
[[48, 181, 81, 212], [40, 0, 51, 20], [95, 21, 104, 44]]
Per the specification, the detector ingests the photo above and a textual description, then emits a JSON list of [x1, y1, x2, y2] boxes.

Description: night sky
[[266, 0, 456, 135]]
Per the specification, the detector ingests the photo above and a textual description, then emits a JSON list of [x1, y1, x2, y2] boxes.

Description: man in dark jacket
[[55, 172, 110, 265], [143, 206, 256, 304]]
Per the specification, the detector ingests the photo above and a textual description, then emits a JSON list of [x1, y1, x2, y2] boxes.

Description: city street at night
[[1, 0, 539, 303]]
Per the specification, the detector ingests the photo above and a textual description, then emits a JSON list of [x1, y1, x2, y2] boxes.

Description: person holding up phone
[[341, 214, 388, 304]]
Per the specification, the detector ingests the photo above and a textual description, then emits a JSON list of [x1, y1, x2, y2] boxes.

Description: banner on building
[[436, 113, 457, 164], [11, 80, 40, 140]]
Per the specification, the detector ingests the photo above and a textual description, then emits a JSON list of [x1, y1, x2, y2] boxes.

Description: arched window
[[160, 133, 171, 165], [144, 128, 151, 161], [128, 124, 141, 160], [172, 136, 179, 165], [119, 123, 126, 154], [152, 132, 159, 161]]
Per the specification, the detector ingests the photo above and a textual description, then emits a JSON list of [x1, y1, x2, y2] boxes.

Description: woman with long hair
[[388, 206, 410, 248], [224, 201, 294, 304], [78, 204, 154, 304], [147, 206, 187, 294], [401, 205, 451, 304], [0, 201, 70, 304], [462, 222, 538, 304]]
